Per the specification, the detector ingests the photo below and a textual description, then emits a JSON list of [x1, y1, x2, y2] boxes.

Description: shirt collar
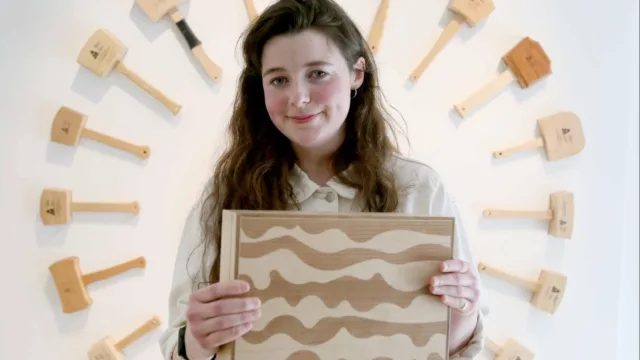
[[289, 164, 357, 202]]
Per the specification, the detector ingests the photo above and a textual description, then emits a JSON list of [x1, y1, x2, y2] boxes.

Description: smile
[[289, 113, 318, 124]]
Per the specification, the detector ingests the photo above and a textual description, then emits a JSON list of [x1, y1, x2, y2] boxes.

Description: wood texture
[[503, 36, 552, 88], [219, 211, 454, 360], [40, 188, 139, 225], [87, 316, 161, 360], [448, 0, 495, 27], [367, 0, 390, 53]]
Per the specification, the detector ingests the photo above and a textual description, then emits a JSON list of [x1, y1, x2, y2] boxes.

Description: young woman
[[160, 0, 488, 359]]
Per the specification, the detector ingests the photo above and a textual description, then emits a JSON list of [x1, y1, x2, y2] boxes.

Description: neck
[[293, 130, 345, 185]]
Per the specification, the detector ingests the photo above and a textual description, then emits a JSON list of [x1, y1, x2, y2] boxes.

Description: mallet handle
[[168, 10, 222, 82], [367, 0, 389, 54], [115, 61, 182, 115], [82, 256, 146, 286], [478, 262, 540, 291], [115, 316, 161, 351], [245, 0, 258, 21], [485, 337, 501, 354], [81, 128, 150, 159], [493, 137, 544, 158], [483, 208, 553, 220], [71, 201, 139, 214], [409, 13, 464, 81], [454, 69, 515, 118]]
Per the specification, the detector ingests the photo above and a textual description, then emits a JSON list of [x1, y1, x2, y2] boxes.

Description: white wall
[[0, 0, 637, 359]]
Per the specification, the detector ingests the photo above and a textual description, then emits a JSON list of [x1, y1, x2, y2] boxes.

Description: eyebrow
[[262, 60, 333, 76]]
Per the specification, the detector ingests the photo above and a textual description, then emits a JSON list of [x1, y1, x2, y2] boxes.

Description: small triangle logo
[[560, 220, 567, 226], [552, 286, 560, 293], [562, 128, 570, 135], [90, 50, 99, 59], [46, 208, 55, 215]]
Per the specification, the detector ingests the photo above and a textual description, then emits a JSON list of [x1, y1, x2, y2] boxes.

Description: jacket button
[[325, 192, 336, 202]]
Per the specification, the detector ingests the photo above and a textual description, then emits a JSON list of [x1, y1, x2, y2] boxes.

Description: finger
[[430, 272, 476, 287], [192, 280, 250, 303], [441, 295, 474, 313], [188, 297, 261, 321], [440, 259, 469, 273], [199, 309, 261, 334], [204, 322, 254, 348], [430, 285, 476, 300]]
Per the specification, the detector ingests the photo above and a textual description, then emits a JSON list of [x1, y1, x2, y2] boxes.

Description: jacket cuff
[[449, 310, 486, 359]]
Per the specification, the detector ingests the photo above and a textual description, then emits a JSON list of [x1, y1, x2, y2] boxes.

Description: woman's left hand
[[428, 259, 480, 316]]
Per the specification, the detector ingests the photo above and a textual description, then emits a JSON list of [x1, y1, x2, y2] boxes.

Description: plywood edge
[[218, 209, 239, 360]]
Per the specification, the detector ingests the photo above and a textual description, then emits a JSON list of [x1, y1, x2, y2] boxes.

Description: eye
[[270, 77, 287, 86], [310, 70, 328, 78]]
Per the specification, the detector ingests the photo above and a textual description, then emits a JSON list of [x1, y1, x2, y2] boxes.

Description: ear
[[351, 57, 366, 90]]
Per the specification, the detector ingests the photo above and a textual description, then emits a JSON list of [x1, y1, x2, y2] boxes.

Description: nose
[[289, 81, 310, 108]]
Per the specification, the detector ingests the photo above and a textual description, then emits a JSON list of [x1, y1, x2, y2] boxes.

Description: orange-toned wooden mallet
[[40, 188, 139, 225], [49, 256, 146, 313], [245, 0, 258, 22], [77, 29, 182, 115], [87, 316, 161, 360], [454, 36, 551, 118], [367, 0, 390, 54], [51, 106, 150, 159], [410, 0, 495, 81], [136, 0, 222, 81], [483, 191, 574, 239], [485, 337, 535, 360]]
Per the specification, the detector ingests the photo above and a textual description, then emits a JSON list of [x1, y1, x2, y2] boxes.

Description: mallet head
[[40, 188, 72, 225], [531, 269, 567, 314], [448, 0, 495, 27], [548, 191, 574, 238], [136, 0, 185, 21], [87, 336, 123, 360], [503, 36, 551, 88], [538, 111, 586, 161], [49, 256, 92, 314], [497, 338, 535, 360], [77, 29, 128, 77], [51, 106, 86, 146]]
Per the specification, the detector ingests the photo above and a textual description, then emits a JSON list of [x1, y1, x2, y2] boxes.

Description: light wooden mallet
[[77, 29, 182, 115], [49, 256, 146, 314], [485, 337, 535, 360], [51, 106, 150, 160], [483, 191, 574, 239], [367, 0, 389, 54], [478, 261, 567, 314], [88, 316, 161, 360], [454, 36, 551, 118], [245, 0, 258, 22], [136, 0, 222, 82], [40, 188, 139, 226], [410, 0, 495, 81], [493, 111, 586, 161]]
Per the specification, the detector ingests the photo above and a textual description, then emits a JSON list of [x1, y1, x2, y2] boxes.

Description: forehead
[[261, 29, 344, 72]]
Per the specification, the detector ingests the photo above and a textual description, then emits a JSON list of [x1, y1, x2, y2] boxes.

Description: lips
[[289, 113, 318, 124]]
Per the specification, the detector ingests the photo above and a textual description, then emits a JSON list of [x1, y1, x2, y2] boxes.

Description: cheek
[[264, 88, 288, 121], [311, 77, 346, 105]]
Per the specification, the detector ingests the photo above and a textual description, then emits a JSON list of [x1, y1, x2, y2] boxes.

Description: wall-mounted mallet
[[88, 316, 161, 360], [245, 0, 258, 22], [410, 0, 495, 81], [482, 191, 574, 239], [367, 0, 389, 54], [493, 111, 586, 161], [454, 36, 551, 118], [49, 256, 146, 313], [40, 188, 139, 225], [77, 29, 182, 115], [51, 106, 150, 160], [484, 337, 535, 360], [478, 261, 567, 314], [136, 0, 222, 82]]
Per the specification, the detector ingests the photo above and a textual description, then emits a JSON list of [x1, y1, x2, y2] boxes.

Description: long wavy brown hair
[[199, 0, 407, 284]]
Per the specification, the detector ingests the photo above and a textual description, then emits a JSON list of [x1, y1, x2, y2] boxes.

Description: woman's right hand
[[184, 280, 262, 359]]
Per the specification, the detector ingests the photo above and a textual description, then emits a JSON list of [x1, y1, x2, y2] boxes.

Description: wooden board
[[218, 210, 455, 360]]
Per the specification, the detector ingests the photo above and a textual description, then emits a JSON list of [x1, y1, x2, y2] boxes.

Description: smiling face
[[261, 29, 365, 155]]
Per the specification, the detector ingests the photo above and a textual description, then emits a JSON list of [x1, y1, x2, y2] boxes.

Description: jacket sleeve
[[158, 201, 216, 359]]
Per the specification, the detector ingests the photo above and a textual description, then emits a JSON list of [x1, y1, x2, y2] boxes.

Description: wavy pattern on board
[[235, 330, 448, 360], [240, 236, 450, 270], [285, 351, 399, 360], [243, 315, 447, 347], [239, 250, 441, 292], [240, 217, 453, 242]]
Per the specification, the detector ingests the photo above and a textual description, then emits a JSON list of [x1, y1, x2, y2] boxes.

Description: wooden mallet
[[136, 0, 222, 82], [485, 337, 535, 360], [493, 111, 586, 161], [478, 261, 567, 314], [77, 29, 182, 115], [51, 106, 150, 160], [454, 36, 551, 118], [410, 0, 495, 81], [49, 256, 146, 314], [245, 0, 258, 22], [367, 0, 390, 54], [87, 316, 161, 360], [483, 191, 574, 239], [40, 188, 139, 226]]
